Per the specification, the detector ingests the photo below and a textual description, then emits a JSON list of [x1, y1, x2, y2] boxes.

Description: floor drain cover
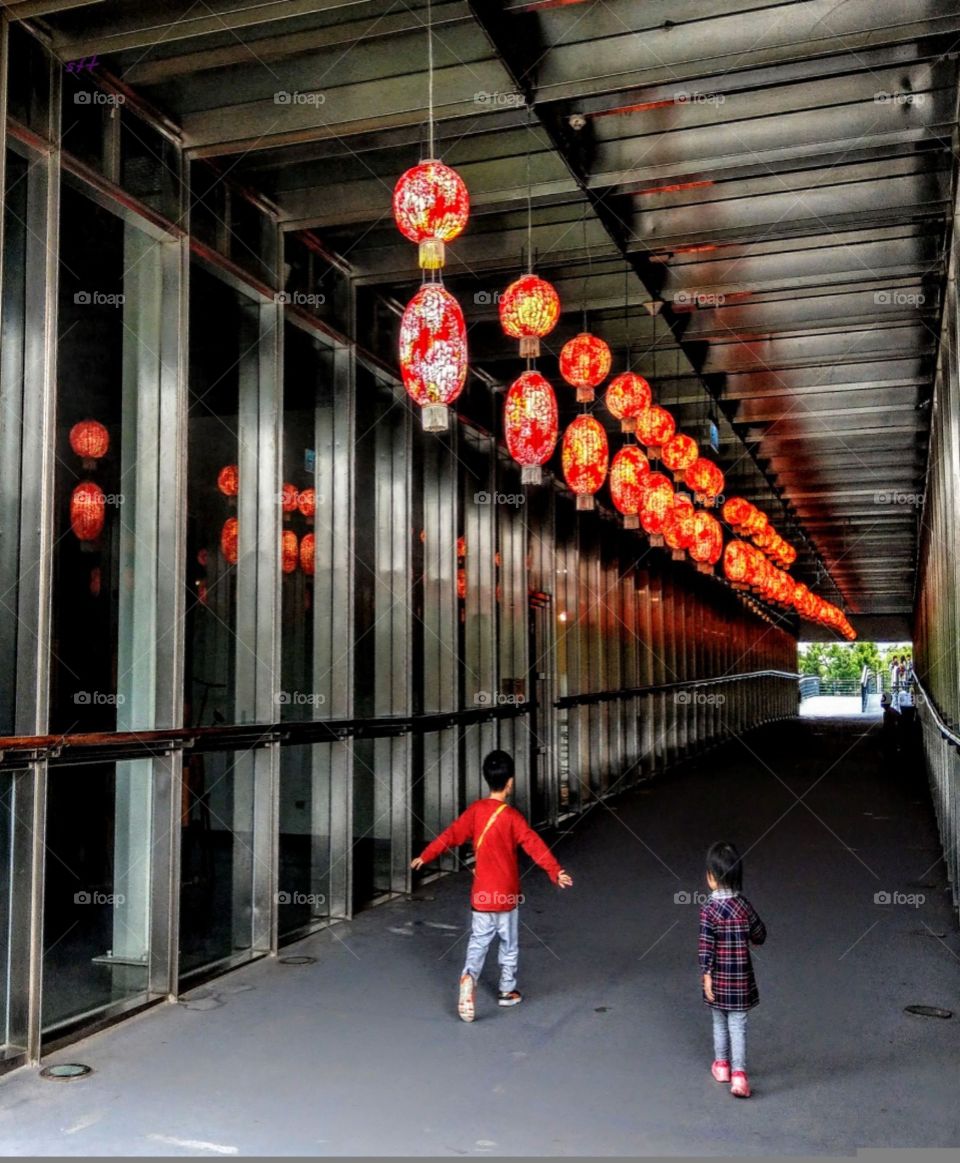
[[594, 1006, 609, 1013], [279, 955, 316, 965], [904, 1005, 953, 1019], [40, 1063, 92, 1080], [914, 930, 947, 939]]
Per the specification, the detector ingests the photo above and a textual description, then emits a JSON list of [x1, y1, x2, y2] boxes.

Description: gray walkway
[[1, 718, 958, 1157]]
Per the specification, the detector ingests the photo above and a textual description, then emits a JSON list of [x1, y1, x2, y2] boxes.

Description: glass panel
[[42, 761, 152, 1032], [7, 24, 51, 136], [277, 744, 331, 941], [179, 747, 256, 976], [0, 772, 12, 1048]]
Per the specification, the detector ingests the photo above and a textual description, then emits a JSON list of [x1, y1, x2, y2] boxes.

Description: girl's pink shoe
[[711, 1060, 731, 1083], [730, 1070, 751, 1098]]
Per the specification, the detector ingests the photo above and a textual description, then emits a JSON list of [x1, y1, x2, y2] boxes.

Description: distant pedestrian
[[699, 841, 766, 1099], [411, 750, 573, 1022], [860, 663, 871, 713], [880, 692, 901, 765]]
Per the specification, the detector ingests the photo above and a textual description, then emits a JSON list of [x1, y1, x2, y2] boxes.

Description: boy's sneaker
[[458, 974, 475, 1022], [730, 1071, 751, 1098], [498, 990, 522, 1007], [711, 1060, 731, 1083]]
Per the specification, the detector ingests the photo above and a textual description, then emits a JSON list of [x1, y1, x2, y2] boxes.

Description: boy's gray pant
[[462, 908, 519, 991]]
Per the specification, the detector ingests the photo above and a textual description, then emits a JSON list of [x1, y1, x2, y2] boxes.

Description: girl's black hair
[[707, 841, 743, 892], [482, 749, 515, 791]]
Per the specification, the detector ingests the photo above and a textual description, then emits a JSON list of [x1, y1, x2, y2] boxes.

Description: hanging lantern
[[722, 496, 753, 529], [399, 283, 468, 432], [744, 507, 768, 538], [662, 432, 699, 480], [663, 494, 696, 558], [689, 510, 723, 572], [498, 275, 561, 358], [297, 487, 316, 522], [639, 471, 674, 545], [635, 405, 676, 458], [684, 457, 725, 502], [281, 482, 299, 516], [282, 529, 299, 574], [562, 414, 609, 510], [457, 567, 468, 601], [723, 540, 753, 587], [605, 373, 652, 433], [300, 531, 315, 576], [70, 481, 105, 544], [217, 465, 239, 497], [89, 566, 101, 597], [392, 160, 469, 269], [609, 445, 650, 529], [504, 371, 559, 484], [220, 516, 239, 565], [559, 333, 611, 402], [69, 420, 109, 469]]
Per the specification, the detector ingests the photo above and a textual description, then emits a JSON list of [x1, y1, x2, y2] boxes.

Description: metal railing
[[914, 677, 959, 918]]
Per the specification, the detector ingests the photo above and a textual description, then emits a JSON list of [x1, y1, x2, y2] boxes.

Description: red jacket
[[418, 798, 563, 911]]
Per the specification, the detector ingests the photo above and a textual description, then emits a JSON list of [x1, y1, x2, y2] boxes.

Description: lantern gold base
[[648, 534, 665, 547], [576, 494, 595, 511], [521, 465, 542, 485], [621, 418, 636, 434], [647, 446, 662, 461], [519, 337, 540, 358], [622, 514, 639, 529], [418, 239, 445, 270], [421, 404, 450, 432], [671, 548, 686, 560], [696, 563, 715, 574], [576, 387, 595, 403]]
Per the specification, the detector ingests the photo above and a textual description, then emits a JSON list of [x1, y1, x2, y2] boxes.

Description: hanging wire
[[623, 262, 631, 365], [427, 0, 435, 159], [526, 119, 533, 273]]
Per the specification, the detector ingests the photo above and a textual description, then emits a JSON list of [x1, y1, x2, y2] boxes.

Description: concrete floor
[[1, 717, 958, 1157]]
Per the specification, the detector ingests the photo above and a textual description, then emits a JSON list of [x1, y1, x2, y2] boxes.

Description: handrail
[[914, 676, 960, 749], [0, 670, 799, 770]]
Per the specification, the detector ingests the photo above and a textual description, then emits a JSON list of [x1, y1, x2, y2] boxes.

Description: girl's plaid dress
[[699, 891, 766, 1011]]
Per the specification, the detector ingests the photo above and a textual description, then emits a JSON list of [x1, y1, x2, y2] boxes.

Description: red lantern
[[639, 472, 674, 544], [744, 507, 768, 538], [662, 433, 699, 479], [281, 482, 299, 514], [217, 465, 239, 497], [71, 481, 105, 543], [559, 333, 611, 402], [69, 420, 109, 469], [220, 517, 239, 565], [297, 487, 316, 521], [609, 445, 650, 528], [498, 275, 560, 358], [300, 532, 315, 576], [723, 540, 752, 586], [282, 529, 298, 574], [399, 283, 468, 432], [635, 405, 676, 456], [504, 371, 559, 484], [663, 494, 696, 557], [562, 415, 609, 510], [457, 567, 467, 601], [684, 457, 725, 502], [689, 510, 723, 571], [722, 496, 753, 529], [392, 160, 469, 269], [605, 373, 652, 433]]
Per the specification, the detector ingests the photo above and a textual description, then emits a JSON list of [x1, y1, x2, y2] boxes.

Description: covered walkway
[[4, 718, 957, 1157]]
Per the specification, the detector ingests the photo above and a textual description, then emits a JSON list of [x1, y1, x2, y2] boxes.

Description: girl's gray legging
[[712, 1008, 748, 1072]]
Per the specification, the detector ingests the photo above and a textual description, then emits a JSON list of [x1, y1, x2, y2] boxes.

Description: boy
[[410, 750, 573, 1022]]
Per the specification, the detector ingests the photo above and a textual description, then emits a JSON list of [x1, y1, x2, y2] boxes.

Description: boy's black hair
[[482, 749, 515, 791], [706, 841, 743, 892]]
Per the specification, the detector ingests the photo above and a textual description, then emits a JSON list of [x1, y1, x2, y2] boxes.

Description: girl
[[699, 841, 766, 1098]]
